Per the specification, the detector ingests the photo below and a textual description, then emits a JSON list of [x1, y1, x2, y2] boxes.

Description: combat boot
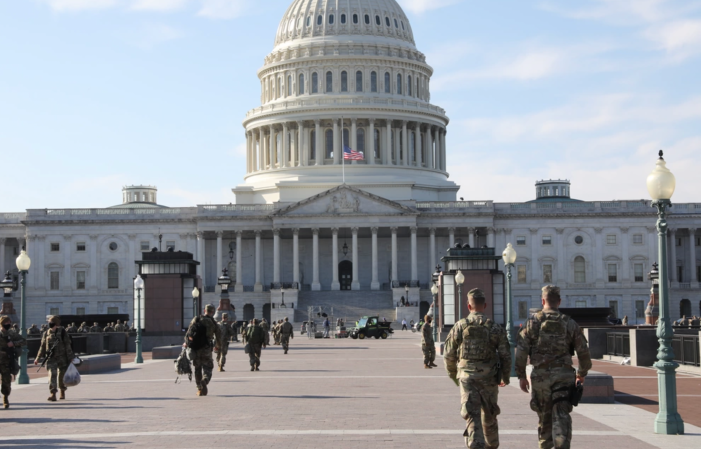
[[48, 392, 57, 402], [60, 390, 66, 400], [429, 362, 438, 367], [255, 363, 260, 371], [201, 384, 208, 396], [424, 364, 432, 369], [3, 395, 9, 409], [250, 366, 255, 371], [284, 349, 288, 354], [218, 366, 223, 372]]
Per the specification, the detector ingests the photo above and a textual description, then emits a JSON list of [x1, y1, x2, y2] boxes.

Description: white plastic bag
[[63, 363, 81, 387]]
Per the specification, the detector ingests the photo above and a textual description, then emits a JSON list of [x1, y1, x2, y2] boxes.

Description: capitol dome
[[234, 0, 458, 204]]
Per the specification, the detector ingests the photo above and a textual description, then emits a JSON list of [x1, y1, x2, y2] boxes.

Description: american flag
[[343, 145, 364, 161]]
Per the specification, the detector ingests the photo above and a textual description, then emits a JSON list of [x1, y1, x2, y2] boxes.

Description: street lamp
[[133, 275, 144, 364], [15, 248, 30, 384], [646, 150, 684, 435], [404, 284, 409, 305], [192, 286, 200, 319], [502, 242, 518, 377], [430, 282, 439, 343], [0, 271, 16, 297], [455, 269, 465, 321], [280, 286, 286, 308], [218, 268, 231, 293]]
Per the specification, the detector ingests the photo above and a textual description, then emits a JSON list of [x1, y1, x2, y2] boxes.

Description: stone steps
[[295, 291, 396, 323]]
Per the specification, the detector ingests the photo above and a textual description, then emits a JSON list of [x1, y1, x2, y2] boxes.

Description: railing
[[391, 280, 419, 288], [671, 334, 700, 366], [678, 283, 691, 289], [27, 208, 197, 219], [245, 97, 447, 118], [200, 204, 276, 212], [606, 332, 630, 357], [270, 282, 300, 290], [415, 201, 493, 209]]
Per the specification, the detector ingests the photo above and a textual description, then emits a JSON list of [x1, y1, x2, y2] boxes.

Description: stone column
[[273, 228, 280, 283], [312, 228, 321, 290], [394, 128, 401, 165], [487, 227, 495, 248], [391, 227, 398, 283], [235, 231, 243, 292], [410, 226, 418, 281], [689, 229, 697, 285], [594, 228, 604, 286], [333, 118, 340, 165], [448, 227, 455, 248], [331, 228, 340, 290], [621, 227, 630, 285], [216, 231, 223, 281], [314, 120, 322, 166], [401, 121, 408, 166], [351, 118, 357, 158], [415, 123, 422, 167], [254, 230, 262, 292], [530, 228, 540, 287], [429, 228, 436, 280], [669, 229, 677, 282], [128, 234, 137, 282], [441, 128, 447, 171], [62, 234, 71, 292], [556, 228, 566, 283], [258, 127, 265, 170], [282, 123, 289, 168], [0, 238, 5, 274], [297, 121, 304, 166], [351, 227, 360, 290], [371, 227, 379, 290], [293, 228, 300, 284], [89, 234, 98, 292], [427, 126, 435, 169], [268, 125, 275, 169], [368, 119, 375, 164], [196, 232, 204, 279], [385, 120, 392, 165], [468, 228, 475, 248]]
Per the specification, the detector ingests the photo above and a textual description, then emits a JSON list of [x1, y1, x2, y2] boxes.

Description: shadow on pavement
[[0, 440, 129, 448]]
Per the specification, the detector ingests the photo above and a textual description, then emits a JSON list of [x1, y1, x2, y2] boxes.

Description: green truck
[[349, 316, 393, 340]]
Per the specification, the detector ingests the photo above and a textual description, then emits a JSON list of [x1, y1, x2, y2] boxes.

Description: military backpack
[[534, 312, 571, 357], [460, 318, 494, 362], [187, 317, 211, 351]]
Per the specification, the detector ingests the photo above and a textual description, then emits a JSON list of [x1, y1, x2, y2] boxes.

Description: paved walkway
[[3, 332, 700, 448]]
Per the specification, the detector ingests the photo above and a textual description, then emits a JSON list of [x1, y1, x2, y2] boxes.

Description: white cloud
[[130, 0, 190, 12], [197, 0, 249, 20], [397, 0, 464, 14], [644, 19, 701, 61], [40, 0, 121, 11]]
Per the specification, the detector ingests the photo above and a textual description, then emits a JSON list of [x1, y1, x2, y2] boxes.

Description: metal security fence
[[672, 334, 700, 366], [606, 332, 630, 357]]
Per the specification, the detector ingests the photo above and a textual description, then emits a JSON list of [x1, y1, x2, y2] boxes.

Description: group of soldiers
[[675, 315, 701, 328], [26, 320, 132, 335], [421, 285, 592, 449]]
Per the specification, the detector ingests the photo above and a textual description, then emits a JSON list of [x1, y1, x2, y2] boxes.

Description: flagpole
[[342, 116, 345, 184]]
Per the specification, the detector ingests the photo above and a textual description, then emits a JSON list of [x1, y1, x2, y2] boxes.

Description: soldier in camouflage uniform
[[444, 289, 511, 449], [89, 322, 101, 333], [27, 324, 41, 336], [0, 316, 26, 409], [280, 317, 294, 354], [103, 323, 114, 332], [515, 285, 592, 449], [245, 318, 267, 371], [216, 313, 235, 372], [65, 323, 78, 334], [114, 320, 126, 332], [186, 304, 222, 396], [34, 315, 75, 402], [78, 322, 89, 333], [421, 314, 437, 369]]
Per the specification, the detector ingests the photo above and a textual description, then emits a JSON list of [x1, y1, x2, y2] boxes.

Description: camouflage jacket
[[217, 321, 234, 346], [27, 326, 41, 335], [187, 315, 222, 348], [421, 321, 434, 346], [36, 327, 74, 365], [65, 325, 78, 333], [89, 325, 101, 333], [0, 329, 26, 365], [280, 322, 294, 336], [246, 325, 266, 345], [114, 324, 126, 332], [444, 312, 511, 385], [515, 309, 592, 380]]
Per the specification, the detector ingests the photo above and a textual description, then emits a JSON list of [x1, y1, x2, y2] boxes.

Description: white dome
[[274, 0, 416, 51]]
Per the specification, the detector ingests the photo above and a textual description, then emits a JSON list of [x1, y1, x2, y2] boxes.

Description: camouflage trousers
[[248, 344, 262, 367], [422, 343, 436, 365], [529, 367, 575, 449], [0, 364, 12, 397], [281, 334, 291, 352], [47, 360, 68, 393], [216, 345, 229, 368], [460, 376, 501, 449], [191, 347, 214, 390]]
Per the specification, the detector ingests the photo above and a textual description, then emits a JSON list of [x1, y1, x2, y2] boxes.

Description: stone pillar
[[351, 118, 357, 163], [415, 123, 422, 167], [621, 227, 630, 285], [448, 227, 455, 248], [259, 127, 265, 170], [351, 227, 360, 290], [282, 123, 289, 168], [62, 234, 71, 292], [368, 119, 375, 164], [401, 121, 408, 166], [268, 125, 275, 169], [385, 120, 392, 165], [254, 230, 262, 292], [468, 228, 475, 248], [556, 228, 566, 283], [293, 228, 300, 284], [530, 228, 540, 287], [128, 234, 136, 282], [196, 232, 204, 278], [216, 231, 223, 281], [594, 228, 604, 286], [429, 228, 436, 280], [669, 229, 677, 282], [235, 231, 243, 292], [690, 229, 698, 286], [312, 228, 321, 291], [89, 234, 98, 292], [331, 228, 340, 290], [391, 227, 398, 283], [333, 118, 340, 165], [371, 227, 379, 290], [427, 126, 435, 169], [487, 227, 495, 248], [273, 228, 280, 283], [441, 128, 447, 171], [297, 121, 304, 166], [410, 226, 418, 281]]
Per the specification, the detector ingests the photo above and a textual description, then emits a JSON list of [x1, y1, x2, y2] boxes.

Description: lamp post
[[280, 287, 286, 308], [133, 275, 144, 364], [502, 243, 518, 378], [646, 150, 684, 435], [405, 283, 409, 305], [192, 286, 200, 319], [15, 248, 31, 384], [455, 270, 465, 321], [218, 268, 231, 293], [0, 271, 16, 297], [430, 282, 439, 342]]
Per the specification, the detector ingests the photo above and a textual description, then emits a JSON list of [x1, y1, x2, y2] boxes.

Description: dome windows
[[408, 75, 412, 96], [325, 71, 333, 93], [311, 72, 318, 94], [371, 71, 377, 92], [341, 14, 346, 24], [365, 14, 370, 25], [356, 71, 363, 92], [394, 18, 398, 28], [375, 15, 381, 25], [317, 15, 322, 26], [329, 14, 334, 25], [385, 17, 390, 27], [298, 73, 304, 95], [353, 14, 358, 24], [341, 71, 348, 92], [384, 72, 390, 93], [306, 16, 311, 27], [397, 74, 402, 94]]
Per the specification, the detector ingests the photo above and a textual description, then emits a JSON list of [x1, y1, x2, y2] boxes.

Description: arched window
[[108, 263, 119, 289], [312, 72, 318, 93], [341, 14, 346, 24], [385, 17, 390, 26], [298, 73, 304, 95], [375, 15, 381, 25], [365, 14, 370, 24], [341, 71, 348, 92], [329, 14, 334, 24], [397, 74, 402, 94], [409, 131, 415, 161], [371, 71, 377, 92], [384, 72, 390, 93], [394, 18, 398, 28], [408, 75, 412, 96], [326, 71, 333, 93], [310, 130, 316, 160], [287, 75, 292, 96], [401, 21, 405, 30], [306, 16, 311, 27], [574, 257, 586, 283], [243, 304, 254, 321], [353, 14, 358, 24], [277, 77, 282, 98], [356, 71, 363, 92], [374, 129, 381, 158], [317, 15, 322, 25], [342, 128, 350, 147], [357, 128, 365, 154], [416, 77, 420, 97], [325, 129, 333, 158], [680, 299, 692, 318]]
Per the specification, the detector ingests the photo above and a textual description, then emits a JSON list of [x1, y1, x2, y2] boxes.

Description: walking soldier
[[216, 313, 234, 372], [34, 315, 75, 402], [0, 316, 26, 408], [280, 317, 294, 354], [185, 304, 222, 396]]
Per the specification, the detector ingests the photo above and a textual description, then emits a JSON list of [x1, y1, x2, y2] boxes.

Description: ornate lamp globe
[[646, 150, 676, 201], [192, 286, 200, 299], [133, 274, 145, 290], [16, 249, 31, 272], [430, 283, 438, 296], [502, 243, 517, 265], [455, 270, 465, 285]]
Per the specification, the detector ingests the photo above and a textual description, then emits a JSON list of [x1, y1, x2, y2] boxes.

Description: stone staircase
[[294, 290, 396, 324]]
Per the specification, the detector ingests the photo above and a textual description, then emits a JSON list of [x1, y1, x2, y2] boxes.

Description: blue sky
[[1, 0, 700, 210]]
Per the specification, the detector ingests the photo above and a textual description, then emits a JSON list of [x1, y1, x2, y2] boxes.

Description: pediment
[[273, 185, 416, 217]]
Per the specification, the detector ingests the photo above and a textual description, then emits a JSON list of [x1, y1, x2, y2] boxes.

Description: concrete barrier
[[76, 354, 121, 375], [629, 328, 658, 367], [152, 345, 183, 359], [581, 371, 614, 404], [85, 333, 104, 355], [582, 328, 610, 359]]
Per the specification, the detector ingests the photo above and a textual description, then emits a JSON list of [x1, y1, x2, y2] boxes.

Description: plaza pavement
[[3, 331, 700, 448]]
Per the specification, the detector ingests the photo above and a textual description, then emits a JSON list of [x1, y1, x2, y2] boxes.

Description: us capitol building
[[1, 0, 700, 327]]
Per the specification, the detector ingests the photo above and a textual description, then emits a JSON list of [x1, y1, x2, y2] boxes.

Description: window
[[385, 16, 390, 26], [357, 128, 365, 154], [76, 242, 86, 252], [312, 72, 318, 93], [697, 237, 701, 246], [384, 72, 390, 93], [341, 71, 348, 92], [371, 71, 377, 92], [698, 266, 701, 282], [677, 238, 682, 246], [574, 256, 586, 283], [326, 71, 333, 92], [375, 15, 381, 25], [635, 300, 645, 319], [407, 75, 412, 96], [298, 73, 304, 95], [607, 234, 617, 245], [76, 307, 86, 316], [140, 241, 150, 251], [394, 18, 398, 28], [607, 264, 618, 282], [108, 263, 119, 289], [340, 14, 346, 24], [310, 130, 316, 160], [342, 128, 349, 147], [50, 272, 60, 290], [353, 14, 358, 24], [678, 266, 683, 282], [329, 14, 334, 24], [633, 234, 643, 244], [355, 71, 363, 92], [374, 129, 380, 158], [575, 300, 587, 308], [401, 21, 405, 30], [306, 16, 311, 27], [49, 306, 60, 316], [574, 235, 583, 244], [51, 243, 60, 252], [109, 242, 118, 251], [286, 75, 291, 96], [518, 301, 529, 320], [634, 264, 644, 282], [396, 74, 402, 94], [107, 307, 119, 314], [609, 301, 619, 319], [317, 15, 322, 25], [516, 236, 526, 246], [365, 14, 370, 24], [543, 264, 553, 283], [517, 265, 527, 283], [166, 241, 175, 251], [76, 271, 86, 290], [325, 129, 333, 158], [542, 235, 552, 245]]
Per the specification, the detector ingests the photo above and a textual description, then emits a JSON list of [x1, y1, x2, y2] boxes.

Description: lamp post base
[[654, 361, 684, 435]]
